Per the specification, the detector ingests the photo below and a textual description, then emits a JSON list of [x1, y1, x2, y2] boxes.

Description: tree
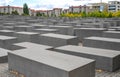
[[23, 3, 29, 15], [12, 10, 19, 15], [36, 12, 42, 16]]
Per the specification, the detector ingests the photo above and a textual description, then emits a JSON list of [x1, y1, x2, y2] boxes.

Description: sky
[[0, 0, 118, 10]]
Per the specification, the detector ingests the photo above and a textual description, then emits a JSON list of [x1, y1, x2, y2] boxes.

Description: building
[[30, 9, 36, 16], [0, 5, 34, 16], [47, 10, 53, 17], [53, 8, 62, 17], [69, 5, 90, 13], [63, 9, 69, 14], [0, 6, 23, 15], [108, 1, 120, 12], [90, 3, 108, 12]]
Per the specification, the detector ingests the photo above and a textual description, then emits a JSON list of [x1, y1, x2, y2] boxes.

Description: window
[[117, 2, 120, 4]]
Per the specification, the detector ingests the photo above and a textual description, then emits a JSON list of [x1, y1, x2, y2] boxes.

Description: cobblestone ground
[[0, 63, 120, 77]]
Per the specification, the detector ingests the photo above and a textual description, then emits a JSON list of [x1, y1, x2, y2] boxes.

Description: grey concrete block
[[8, 48, 95, 77], [0, 30, 14, 36], [0, 48, 11, 63], [0, 35, 17, 49], [83, 36, 120, 51], [3, 23, 15, 26], [16, 22, 29, 25], [15, 32, 39, 43], [110, 27, 120, 31], [31, 24, 48, 29], [14, 26, 33, 32], [53, 45, 120, 71], [103, 31, 120, 39], [81, 23, 101, 28], [34, 29, 58, 34], [39, 33, 79, 47], [49, 26, 74, 35], [9, 45, 26, 51], [13, 42, 53, 49], [2, 26, 14, 30], [74, 28, 106, 41]]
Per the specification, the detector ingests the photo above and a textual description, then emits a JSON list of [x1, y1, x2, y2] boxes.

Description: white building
[[63, 9, 69, 14], [108, 1, 120, 12], [30, 9, 36, 16], [69, 5, 90, 13], [0, 5, 35, 16], [47, 10, 53, 17], [90, 3, 108, 12], [53, 8, 62, 17], [0, 6, 23, 15]]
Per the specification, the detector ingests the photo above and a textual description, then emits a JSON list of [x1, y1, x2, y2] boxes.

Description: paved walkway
[[0, 63, 120, 77]]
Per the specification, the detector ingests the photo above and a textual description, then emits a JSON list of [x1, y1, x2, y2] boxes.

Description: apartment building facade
[[90, 3, 108, 12], [0, 5, 34, 16], [108, 1, 120, 12], [47, 10, 53, 17], [0, 6, 23, 14], [63, 9, 69, 14], [69, 5, 90, 13], [52, 8, 62, 17]]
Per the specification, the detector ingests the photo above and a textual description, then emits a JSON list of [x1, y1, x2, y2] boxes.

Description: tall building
[[108, 1, 120, 12], [53, 8, 62, 17], [0, 6, 23, 15], [69, 5, 90, 13], [63, 9, 69, 14], [0, 5, 34, 16], [47, 10, 53, 17], [90, 3, 108, 12]]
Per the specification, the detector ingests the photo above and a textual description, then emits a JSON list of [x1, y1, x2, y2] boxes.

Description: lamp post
[[8, 5, 10, 14]]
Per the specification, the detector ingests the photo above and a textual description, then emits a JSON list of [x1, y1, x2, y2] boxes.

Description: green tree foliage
[[12, 10, 19, 15], [23, 3, 29, 15], [0, 12, 6, 15], [36, 12, 42, 16], [36, 12, 46, 17], [60, 11, 120, 18]]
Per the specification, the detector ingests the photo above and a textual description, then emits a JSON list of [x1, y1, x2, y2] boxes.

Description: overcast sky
[[0, 0, 118, 10]]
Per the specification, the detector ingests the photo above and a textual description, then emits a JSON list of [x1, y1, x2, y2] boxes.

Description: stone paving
[[0, 63, 120, 77]]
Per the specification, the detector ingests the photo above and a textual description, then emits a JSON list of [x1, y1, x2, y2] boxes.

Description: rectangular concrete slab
[[0, 48, 11, 63], [8, 48, 95, 77], [49, 26, 74, 35], [0, 35, 17, 49], [31, 24, 48, 29], [14, 42, 52, 49], [83, 36, 120, 51], [0, 30, 14, 36], [74, 28, 106, 41], [103, 31, 120, 39], [2, 26, 14, 30], [39, 33, 79, 47], [110, 27, 120, 31], [15, 32, 39, 43], [14, 26, 33, 32], [53, 45, 120, 71], [34, 29, 58, 34]]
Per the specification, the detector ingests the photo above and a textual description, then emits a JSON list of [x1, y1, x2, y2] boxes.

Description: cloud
[[29, 0, 88, 10], [0, 0, 14, 5]]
